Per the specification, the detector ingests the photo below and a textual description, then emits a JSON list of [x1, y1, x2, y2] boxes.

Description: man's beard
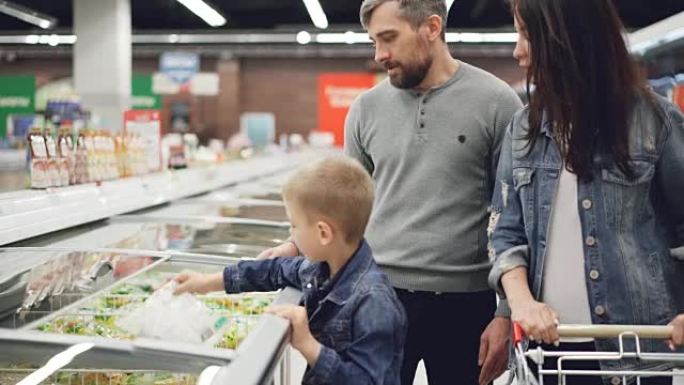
[[387, 50, 432, 90]]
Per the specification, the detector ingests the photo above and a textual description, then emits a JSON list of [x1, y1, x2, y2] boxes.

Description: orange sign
[[318, 73, 376, 147], [673, 85, 684, 112]]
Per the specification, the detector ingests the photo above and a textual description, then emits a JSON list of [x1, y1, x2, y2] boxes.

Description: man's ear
[[317, 220, 334, 246], [423, 14, 444, 42]]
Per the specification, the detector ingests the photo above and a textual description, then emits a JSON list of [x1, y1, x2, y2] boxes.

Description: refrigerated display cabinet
[[109, 215, 291, 257], [141, 199, 288, 222], [0, 248, 301, 385]]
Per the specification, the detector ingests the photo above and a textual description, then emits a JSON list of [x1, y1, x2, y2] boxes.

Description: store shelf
[[629, 11, 684, 55], [0, 151, 315, 246]]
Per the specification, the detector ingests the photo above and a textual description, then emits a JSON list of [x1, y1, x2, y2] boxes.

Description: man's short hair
[[283, 156, 374, 243], [360, 0, 448, 41]]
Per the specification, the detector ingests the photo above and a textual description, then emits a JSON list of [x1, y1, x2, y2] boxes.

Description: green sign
[[132, 74, 162, 110], [0, 75, 35, 137]]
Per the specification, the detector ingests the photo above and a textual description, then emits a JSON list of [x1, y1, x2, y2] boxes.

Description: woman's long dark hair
[[513, 0, 650, 181]]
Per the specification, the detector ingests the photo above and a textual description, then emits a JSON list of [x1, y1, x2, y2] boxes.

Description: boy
[[174, 156, 407, 385]]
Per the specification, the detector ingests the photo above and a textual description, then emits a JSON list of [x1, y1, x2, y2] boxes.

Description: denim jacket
[[488, 94, 684, 374], [223, 240, 407, 385]]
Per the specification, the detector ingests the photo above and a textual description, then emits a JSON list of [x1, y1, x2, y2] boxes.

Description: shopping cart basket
[[512, 323, 684, 385]]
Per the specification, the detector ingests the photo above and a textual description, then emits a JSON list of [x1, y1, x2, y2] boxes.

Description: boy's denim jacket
[[223, 240, 407, 385], [488, 94, 684, 375]]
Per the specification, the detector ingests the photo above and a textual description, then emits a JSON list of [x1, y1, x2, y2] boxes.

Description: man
[[347, 1, 521, 384], [259, 1, 522, 384]]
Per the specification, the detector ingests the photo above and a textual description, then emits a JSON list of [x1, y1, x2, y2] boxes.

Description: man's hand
[[478, 316, 511, 385], [173, 272, 224, 295], [256, 241, 299, 260], [266, 304, 321, 366], [667, 314, 684, 350]]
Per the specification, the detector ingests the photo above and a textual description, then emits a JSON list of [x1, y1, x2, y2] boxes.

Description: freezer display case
[[107, 215, 290, 258], [142, 198, 288, 222], [0, 248, 301, 385], [200, 182, 285, 203]]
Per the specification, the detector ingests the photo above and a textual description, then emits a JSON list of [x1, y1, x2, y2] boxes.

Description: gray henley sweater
[[344, 61, 522, 293]]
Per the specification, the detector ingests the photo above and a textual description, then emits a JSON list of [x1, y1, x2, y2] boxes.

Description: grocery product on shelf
[[29, 268, 275, 351], [28, 126, 49, 189], [45, 131, 64, 187], [58, 125, 75, 185]]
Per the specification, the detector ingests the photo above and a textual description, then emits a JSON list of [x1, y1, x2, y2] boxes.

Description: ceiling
[[0, 0, 682, 33]]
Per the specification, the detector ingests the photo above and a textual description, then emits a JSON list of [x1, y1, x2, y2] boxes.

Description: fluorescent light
[[175, 0, 226, 27], [302, 0, 328, 29], [446, 32, 518, 43], [47, 34, 59, 47], [296, 31, 312, 45], [446, 0, 455, 12], [0, 31, 517, 46], [0, 0, 57, 29], [315, 32, 370, 44]]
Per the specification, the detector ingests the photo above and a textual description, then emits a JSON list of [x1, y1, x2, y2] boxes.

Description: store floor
[[288, 349, 509, 384], [411, 361, 509, 385]]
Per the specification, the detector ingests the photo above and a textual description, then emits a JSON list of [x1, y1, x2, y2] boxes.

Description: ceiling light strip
[[175, 0, 226, 27], [1, 32, 518, 46], [0, 0, 57, 29], [302, 0, 328, 29]]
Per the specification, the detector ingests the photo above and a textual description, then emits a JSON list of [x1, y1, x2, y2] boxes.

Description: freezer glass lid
[[0, 250, 163, 327], [109, 217, 290, 253], [147, 199, 288, 222]]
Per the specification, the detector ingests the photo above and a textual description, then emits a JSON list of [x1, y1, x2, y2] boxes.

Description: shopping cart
[[512, 323, 684, 385]]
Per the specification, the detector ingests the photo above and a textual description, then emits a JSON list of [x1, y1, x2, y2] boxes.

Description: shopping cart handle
[[513, 322, 525, 344], [512, 322, 673, 343], [558, 324, 674, 339]]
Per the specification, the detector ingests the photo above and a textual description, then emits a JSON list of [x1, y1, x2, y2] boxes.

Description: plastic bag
[[117, 282, 215, 344]]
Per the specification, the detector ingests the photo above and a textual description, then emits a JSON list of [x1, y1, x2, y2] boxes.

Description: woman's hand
[[501, 267, 559, 345], [667, 314, 684, 350], [511, 298, 560, 345]]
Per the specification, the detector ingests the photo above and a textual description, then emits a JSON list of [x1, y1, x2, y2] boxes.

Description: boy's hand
[[256, 241, 299, 260], [266, 304, 321, 366], [173, 272, 224, 295]]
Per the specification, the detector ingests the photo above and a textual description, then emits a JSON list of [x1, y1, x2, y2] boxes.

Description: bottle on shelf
[[58, 124, 75, 185], [27, 126, 49, 189]]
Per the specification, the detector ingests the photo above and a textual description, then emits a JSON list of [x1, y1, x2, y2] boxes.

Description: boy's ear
[[316, 220, 334, 246]]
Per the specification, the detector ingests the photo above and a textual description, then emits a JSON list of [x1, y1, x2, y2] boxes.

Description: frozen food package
[[117, 282, 215, 344]]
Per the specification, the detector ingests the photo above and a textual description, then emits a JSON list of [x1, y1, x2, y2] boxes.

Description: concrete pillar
[[73, 0, 131, 131], [216, 59, 241, 141]]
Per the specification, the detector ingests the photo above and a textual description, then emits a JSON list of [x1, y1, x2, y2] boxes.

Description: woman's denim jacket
[[488, 94, 684, 376]]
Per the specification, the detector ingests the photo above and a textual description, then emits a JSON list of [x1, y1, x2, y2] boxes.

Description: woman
[[488, 0, 684, 383]]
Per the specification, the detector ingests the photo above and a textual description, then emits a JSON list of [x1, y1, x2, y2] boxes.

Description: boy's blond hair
[[283, 156, 374, 243]]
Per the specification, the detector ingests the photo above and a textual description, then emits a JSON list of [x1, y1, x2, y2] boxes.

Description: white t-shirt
[[542, 166, 593, 342]]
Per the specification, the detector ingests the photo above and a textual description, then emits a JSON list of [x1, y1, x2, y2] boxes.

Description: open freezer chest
[[0, 248, 301, 385]]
